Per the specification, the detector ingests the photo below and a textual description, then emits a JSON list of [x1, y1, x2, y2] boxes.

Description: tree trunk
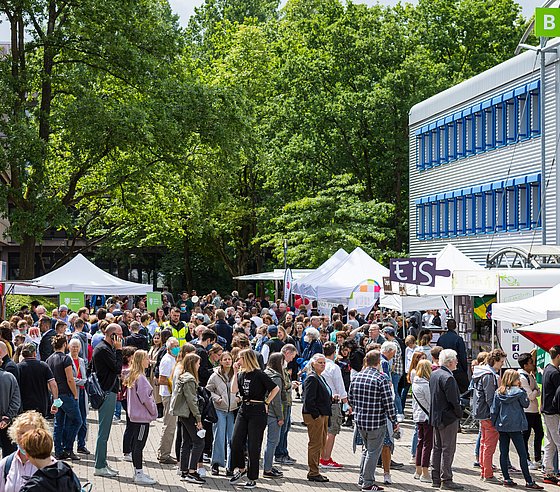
[[19, 234, 36, 279], [183, 237, 193, 292]]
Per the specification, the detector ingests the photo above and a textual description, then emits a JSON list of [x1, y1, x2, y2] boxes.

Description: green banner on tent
[[59, 292, 85, 311], [146, 292, 162, 310]]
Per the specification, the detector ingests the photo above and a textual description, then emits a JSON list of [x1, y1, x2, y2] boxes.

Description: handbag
[[86, 359, 107, 410]]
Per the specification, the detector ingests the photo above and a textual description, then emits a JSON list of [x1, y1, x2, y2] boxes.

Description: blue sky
[[0, 0, 540, 44]]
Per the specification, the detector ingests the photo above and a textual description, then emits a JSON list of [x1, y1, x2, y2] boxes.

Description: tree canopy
[[0, 0, 529, 289]]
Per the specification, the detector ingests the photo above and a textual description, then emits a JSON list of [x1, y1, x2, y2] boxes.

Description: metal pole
[[540, 36, 547, 245], [283, 239, 288, 271]]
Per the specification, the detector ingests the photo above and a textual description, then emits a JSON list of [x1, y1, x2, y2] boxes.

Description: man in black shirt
[[38, 316, 55, 361], [194, 329, 217, 386], [215, 309, 233, 350], [17, 343, 59, 417], [125, 321, 149, 350], [92, 323, 123, 477]]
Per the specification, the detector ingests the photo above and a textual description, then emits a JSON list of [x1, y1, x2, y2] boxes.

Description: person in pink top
[[123, 350, 158, 485]]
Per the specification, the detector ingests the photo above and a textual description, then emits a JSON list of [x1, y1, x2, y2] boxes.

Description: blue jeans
[[499, 431, 532, 483], [275, 405, 292, 458], [114, 400, 122, 419], [77, 388, 88, 449], [53, 393, 81, 455], [391, 373, 403, 415], [95, 391, 117, 469], [264, 415, 282, 471], [359, 426, 386, 487], [211, 409, 235, 468]]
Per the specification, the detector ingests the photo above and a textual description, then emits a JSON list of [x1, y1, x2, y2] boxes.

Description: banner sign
[[147, 291, 162, 310], [389, 258, 451, 287], [283, 268, 293, 303], [348, 279, 381, 315], [535, 8, 560, 37], [382, 277, 393, 295], [59, 292, 85, 311]]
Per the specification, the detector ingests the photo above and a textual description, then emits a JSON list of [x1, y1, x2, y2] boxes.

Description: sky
[[0, 0, 539, 41]]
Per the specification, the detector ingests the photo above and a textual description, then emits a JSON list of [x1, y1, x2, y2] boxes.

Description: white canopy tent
[[395, 244, 487, 311], [492, 282, 560, 325], [309, 247, 390, 304], [233, 269, 314, 282], [10, 254, 153, 295], [292, 248, 349, 299]]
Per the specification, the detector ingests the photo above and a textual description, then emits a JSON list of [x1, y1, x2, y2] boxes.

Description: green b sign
[[146, 291, 162, 310], [535, 8, 560, 38], [59, 292, 85, 311]]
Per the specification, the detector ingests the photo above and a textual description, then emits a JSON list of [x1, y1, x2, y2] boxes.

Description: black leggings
[[523, 412, 544, 462], [130, 422, 150, 470], [230, 405, 267, 481]]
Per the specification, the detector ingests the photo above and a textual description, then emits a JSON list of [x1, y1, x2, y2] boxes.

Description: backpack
[[3, 451, 15, 481], [197, 386, 218, 424]]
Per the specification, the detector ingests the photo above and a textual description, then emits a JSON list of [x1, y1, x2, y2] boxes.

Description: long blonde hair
[[498, 369, 520, 395], [123, 350, 148, 388], [239, 348, 260, 372]]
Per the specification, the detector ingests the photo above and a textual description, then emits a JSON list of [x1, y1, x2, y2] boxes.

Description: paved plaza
[[67, 401, 549, 492]]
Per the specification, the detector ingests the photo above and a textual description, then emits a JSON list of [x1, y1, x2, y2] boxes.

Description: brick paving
[[69, 401, 549, 492]]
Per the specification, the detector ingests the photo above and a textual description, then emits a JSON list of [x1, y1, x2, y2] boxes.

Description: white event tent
[[395, 244, 487, 311], [307, 247, 390, 304], [492, 282, 560, 325], [10, 254, 153, 295], [292, 248, 349, 299]]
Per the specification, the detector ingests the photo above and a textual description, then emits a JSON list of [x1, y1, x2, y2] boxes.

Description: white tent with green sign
[[10, 254, 153, 295]]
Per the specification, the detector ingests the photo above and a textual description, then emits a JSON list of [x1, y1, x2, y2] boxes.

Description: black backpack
[[197, 386, 218, 424]]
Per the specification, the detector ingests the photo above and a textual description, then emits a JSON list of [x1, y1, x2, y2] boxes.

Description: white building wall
[[408, 40, 560, 265]]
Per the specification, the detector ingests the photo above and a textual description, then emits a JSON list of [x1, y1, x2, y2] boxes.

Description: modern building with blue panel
[[408, 39, 559, 264]]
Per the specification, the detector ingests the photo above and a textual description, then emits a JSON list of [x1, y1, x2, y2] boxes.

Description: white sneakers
[[134, 472, 157, 485], [94, 467, 118, 477], [384, 473, 392, 484], [122, 454, 132, 462]]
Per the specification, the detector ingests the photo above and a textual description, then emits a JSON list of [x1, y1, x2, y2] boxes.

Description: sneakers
[[66, 451, 81, 461], [473, 461, 480, 468], [413, 473, 421, 479], [320, 458, 343, 469], [409, 456, 416, 464], [282, 456, 297, 464], [362, 485, 384, 491], [158, 456, 177, 465], [525, 483, 544, 490], [509, 465, 522, 474], [134, 472, 157, 485], [211, 464, 220, 475], [263, 467, 283, 478], [503, 480, 518, 488], [202, 453, 211, 463], [383, 473, 392, 485], [123, 453, 132, 462], [94, 467, 118, 477], [76, 447, 91, 455], [528, 461, 539, 471], [481, 476, 502, 484], [182, 472, 205, 484], [230, 470, 247, 484], [420, 475, 431, 482], [113, 416, 121, 423], [243, 480, 257, 489], [106, 464, 119, 475], [543, 475, 559, 485]]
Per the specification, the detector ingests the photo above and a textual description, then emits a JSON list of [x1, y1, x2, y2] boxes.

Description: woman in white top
[[411, 360, 433, 482]]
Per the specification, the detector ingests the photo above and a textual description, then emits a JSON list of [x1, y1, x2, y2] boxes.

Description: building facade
[[408, 39, 560, 264]]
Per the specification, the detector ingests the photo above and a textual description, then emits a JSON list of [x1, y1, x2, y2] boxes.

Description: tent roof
[[516, 318, 560, 351], [233, 269, 314, 282], [11, 254, 153, 296], [312, 247, 389, 303], [292, 248, 349, 298], [492, 282, 560, 324]]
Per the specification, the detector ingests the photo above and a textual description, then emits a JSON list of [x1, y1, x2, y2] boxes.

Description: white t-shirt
[[159, 353, 176, 397]]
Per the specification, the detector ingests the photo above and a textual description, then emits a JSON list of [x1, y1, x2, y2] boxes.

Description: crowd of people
[[0, 290, 555, 491]]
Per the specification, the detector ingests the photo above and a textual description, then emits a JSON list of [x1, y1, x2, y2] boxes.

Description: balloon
[[294, 298, 302, 309]]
